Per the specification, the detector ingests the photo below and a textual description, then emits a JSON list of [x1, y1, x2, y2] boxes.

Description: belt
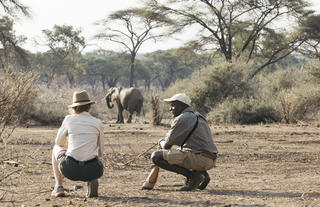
[[67, 156, 98, 166], [199, 152, 217, 161]]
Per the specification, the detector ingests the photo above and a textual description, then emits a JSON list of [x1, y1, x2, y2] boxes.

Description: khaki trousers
[[162, 149, 216, 171]]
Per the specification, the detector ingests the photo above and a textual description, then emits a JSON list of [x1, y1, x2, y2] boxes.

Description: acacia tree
[[0, 16, 29, 71], [298, 15, 320, 60], [83, 51, 130, 90], [42, 25, 86, 87], [144, 0, 312, 79], [95, 8, 174, 87], [0, 0, 28, 17], [0, 0, 29, 71]]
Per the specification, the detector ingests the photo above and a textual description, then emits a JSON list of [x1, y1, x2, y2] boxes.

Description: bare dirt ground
[[1, 122, 320, 207]]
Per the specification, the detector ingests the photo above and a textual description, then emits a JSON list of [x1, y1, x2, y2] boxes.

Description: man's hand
[[158, 138, 166, 149]]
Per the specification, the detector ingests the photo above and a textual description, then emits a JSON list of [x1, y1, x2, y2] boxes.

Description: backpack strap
[[181, 112, 199, 149]]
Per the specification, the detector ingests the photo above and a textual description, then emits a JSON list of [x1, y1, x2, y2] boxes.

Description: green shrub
[[190, 61, 252, 114], [207, 97, 281, 124]]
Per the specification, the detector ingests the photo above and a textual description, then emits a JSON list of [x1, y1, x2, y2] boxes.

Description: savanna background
[[2, 0, 320, 206]]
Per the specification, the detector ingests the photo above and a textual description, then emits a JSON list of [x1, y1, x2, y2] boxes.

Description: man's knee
[[151, 150, 164, 165]]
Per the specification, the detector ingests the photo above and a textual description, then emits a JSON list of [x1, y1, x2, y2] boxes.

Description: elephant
[[105, 87, 143, 123]]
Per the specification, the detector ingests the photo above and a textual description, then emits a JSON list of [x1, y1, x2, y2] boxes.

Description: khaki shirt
[[164, 107, 218, 156]]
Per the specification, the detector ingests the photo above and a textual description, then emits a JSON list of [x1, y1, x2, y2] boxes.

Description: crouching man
[[51, 90, 104, 197], [146, 93, 218, 191]]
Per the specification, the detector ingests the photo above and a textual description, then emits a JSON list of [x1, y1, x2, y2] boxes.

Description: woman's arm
[[97, 122, 104, 157], [55, 117, 68, 147]]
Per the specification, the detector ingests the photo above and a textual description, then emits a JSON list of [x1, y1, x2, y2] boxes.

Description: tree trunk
[[66, 72, 75, 88], [129, 52, 136, 87], [101, 76, 106, 91]]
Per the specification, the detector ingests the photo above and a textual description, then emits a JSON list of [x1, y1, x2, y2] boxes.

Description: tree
[[0, 16, 29, 71], [144, 0, 312, 79], [0, 0, 30, 71], [0, 0, 29, 17], [41, 25, 86, 88], [142, 49, 203, 91], [30, 52, 57, 87], [83, 50, 130, 90], [299, 14, 320, 60], [95, 8, 174, 87]]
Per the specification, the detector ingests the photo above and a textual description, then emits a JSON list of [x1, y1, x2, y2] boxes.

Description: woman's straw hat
[[68, 90, 95, 108]]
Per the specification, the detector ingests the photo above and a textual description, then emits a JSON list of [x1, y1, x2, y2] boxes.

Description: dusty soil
[[1, 122, 320, 207]]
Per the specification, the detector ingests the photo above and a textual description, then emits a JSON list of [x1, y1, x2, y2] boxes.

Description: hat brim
[[68, 101, 95, 108], [163, 98, 175, 104], [163, 98, 190, 106]]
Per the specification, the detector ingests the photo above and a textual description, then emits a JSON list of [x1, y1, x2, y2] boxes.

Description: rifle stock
[[141, 165, 159, 190]]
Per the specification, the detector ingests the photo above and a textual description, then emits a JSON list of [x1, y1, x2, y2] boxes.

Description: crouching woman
[[51, 90, 104, 198]]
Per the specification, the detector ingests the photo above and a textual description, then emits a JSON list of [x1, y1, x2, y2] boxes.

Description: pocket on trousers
[[164, 149, 185, 166]]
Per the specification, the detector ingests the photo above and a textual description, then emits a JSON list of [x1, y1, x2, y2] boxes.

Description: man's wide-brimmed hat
[[163, 93, 191, 106], [68, 90, 95, 108]]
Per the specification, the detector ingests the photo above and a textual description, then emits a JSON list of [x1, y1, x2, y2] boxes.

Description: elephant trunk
[[106, 94, 114, 109]]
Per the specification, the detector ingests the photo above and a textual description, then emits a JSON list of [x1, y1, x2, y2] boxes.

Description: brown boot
[[198, 171, 210, 190], [87, 179, 98, 197], [179, 171, 203, 191]]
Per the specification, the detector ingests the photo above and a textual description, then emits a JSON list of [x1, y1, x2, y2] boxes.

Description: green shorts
[[57, 150, 104, 181], [162, 149, 216, 171]]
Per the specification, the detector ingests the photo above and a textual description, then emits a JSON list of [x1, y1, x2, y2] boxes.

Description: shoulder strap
[[181, 113, 199, 149]]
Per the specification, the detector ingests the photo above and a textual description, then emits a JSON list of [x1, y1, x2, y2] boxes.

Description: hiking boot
[[198, 171, 210, 190], [51, 186, 65, 197], [179, 171, 203, 191], [86, 179, 98, 198]]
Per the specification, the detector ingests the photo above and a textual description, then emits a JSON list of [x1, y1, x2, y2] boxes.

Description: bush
[[277, 84, 320, 123], [164, 59, 320, 124], [190, 61, 252, 114], [0, 71, 38, 143], [207, 97, 281, 124], [255, 63, 320, 123], [164, 61, 252, 114]]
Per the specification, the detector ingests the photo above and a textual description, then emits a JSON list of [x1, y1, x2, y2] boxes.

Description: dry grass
[[2, 123, 320, 206]]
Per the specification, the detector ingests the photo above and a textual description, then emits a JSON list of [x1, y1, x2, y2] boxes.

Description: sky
[[14, 0, 320, 54], [15, 0, 187, 53]]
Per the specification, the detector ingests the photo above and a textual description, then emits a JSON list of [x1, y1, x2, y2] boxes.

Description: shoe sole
[[141, 186, 153, 190], [51, 192, 65, 197]]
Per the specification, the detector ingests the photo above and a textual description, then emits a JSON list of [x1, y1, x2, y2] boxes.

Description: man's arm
[[159, 138, 172, 150]]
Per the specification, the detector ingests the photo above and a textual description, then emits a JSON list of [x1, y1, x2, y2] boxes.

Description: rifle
[[141, 165, 159, 190], [141, 141, 161, 190]]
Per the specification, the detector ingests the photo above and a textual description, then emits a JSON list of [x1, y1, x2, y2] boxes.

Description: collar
[[182, 107, 193, 114], [79, 111, 91, 116]]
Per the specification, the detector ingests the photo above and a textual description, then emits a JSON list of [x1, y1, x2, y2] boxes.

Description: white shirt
[[55, 112, 104, 161]]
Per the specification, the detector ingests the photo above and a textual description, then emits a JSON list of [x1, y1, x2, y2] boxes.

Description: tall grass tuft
[[150, 95, 162, 126]]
